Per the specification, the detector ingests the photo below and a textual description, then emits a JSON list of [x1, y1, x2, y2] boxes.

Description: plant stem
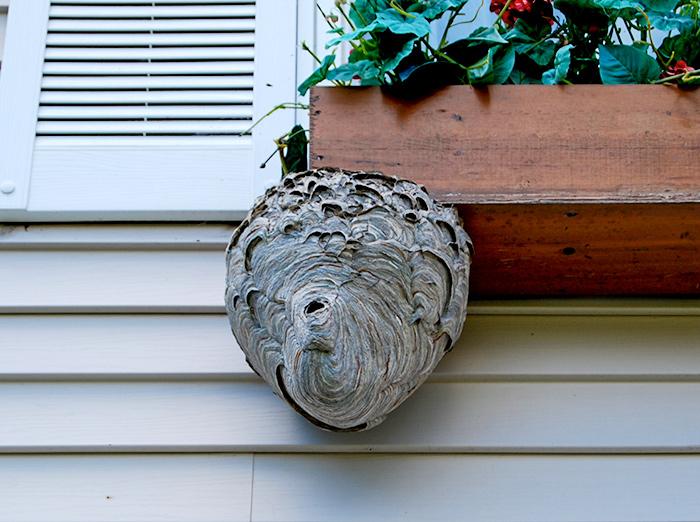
[[611, 20, 624, 44], [653, 69, 700, 83], [301, 41, 323, 64], [316, 4, 363, 52], [423, 39, 471, 72], [494, 0, 514, 26], [259, 146, 281, 170], [240, 102, 309, 136], [300, 43, 345, 86], [389, 1, 414, 17], [450, 0, 488, 30], [439, 7, 463, 49], [622, 19, 636, 42], [349, 3, 369, 26], [660, 50, 676, 69], [336, 3, 357, 30], [533, 26, 563, 47], [635, 8, 664, 62]]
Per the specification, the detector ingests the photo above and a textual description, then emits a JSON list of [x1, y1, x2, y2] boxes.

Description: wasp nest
[[225, 168, 472, 431]]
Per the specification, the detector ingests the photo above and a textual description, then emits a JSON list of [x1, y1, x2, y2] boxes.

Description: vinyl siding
[[2, 224, 700, 521]]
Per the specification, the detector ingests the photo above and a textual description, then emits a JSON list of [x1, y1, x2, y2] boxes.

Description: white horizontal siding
[[2, 224, 700, 314], [0, 315, 250, 379], [2, 224, 700, 520], [252, 454, 700, 522], [1, 314, 699, 380], [4, 381, 700, 453], [3, 454, 700, 522], [0, 223, 232, 248], [0, 454, 253, 522]]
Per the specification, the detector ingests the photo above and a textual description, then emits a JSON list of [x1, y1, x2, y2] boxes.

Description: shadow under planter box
[[310, 85, 700, 298]]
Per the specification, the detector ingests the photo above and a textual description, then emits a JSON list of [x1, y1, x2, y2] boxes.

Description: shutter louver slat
[[45, 47, 255, 60], [56, 0, 253, 3], [43, 61, 254, 75], [42, 75, 254, 90], [36, 120, 252, 135], [48, 19, 255, 32], [39, 1, 256, 137], [50, 5, 256, 18], [46, 32, 255, 46], [38, 105, 253, 119], [41, 90, 253, 105]]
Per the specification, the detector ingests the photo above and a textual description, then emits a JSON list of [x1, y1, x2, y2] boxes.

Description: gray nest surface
[[225, 168, 472, 431]]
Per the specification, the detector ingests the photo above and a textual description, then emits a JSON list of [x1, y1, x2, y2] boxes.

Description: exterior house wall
[[2, 1, 699, 519], [2, 224, 700, 520]]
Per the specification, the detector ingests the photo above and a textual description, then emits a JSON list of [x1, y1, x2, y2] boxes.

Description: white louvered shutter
[[0, 0, 305, 220]]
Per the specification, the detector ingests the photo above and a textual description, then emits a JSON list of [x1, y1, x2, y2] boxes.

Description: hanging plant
[[297, 0, 700, 95]]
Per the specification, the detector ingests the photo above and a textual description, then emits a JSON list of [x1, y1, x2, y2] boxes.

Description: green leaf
[[297, 55, 335, 95], [328, 8, 430, 48], [506, 19, 551, 42], [348, 38, 379, 63], [380, 37, 418, 73], [348, 0, 389, 28], [282, 124, 308, 175], [556, 0, 644, 21], [642, 0, 677, 11], [591, 0, 644, 10], [542, 44, 572, 84], [506, 21, 554, 65], [326, 59, 381, 82], [468, 46, 516, 85], [598, 44, 661, 84], [422, 0, 468, 20], [374, 9, 431, 37], [466, 26, 510, 46], [510, 69, 543, 83], [360, 76, 384, 86], [526, 40, 558, 66], [647, 10, 694, 31], [326, 21, 380, 48], [659, 31, 700, 68]]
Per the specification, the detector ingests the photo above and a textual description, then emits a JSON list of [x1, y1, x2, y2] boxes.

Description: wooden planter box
[[310, 85, 700, 298]]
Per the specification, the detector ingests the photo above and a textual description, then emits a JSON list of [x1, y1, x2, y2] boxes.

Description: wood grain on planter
[[310, 85, 700, 204], [310, 86, 700, 297], [463, 203, 700, 297]]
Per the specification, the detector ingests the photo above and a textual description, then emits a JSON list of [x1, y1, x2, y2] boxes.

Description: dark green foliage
[[298, 55, 335, 95], [297, 0, 700, 93], [282, 125, 308, 175], [599, 44, 662, 83], [542, 44, 573, 83]]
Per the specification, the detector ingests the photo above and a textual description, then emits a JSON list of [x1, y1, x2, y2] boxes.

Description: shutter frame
[[251, 0, 297, 200], [0, 0, 50, 211]]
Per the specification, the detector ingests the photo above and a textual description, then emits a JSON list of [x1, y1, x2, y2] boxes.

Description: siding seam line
[[249, 453, 255, 522]]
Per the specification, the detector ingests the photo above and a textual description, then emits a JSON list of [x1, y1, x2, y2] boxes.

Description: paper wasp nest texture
[[225, 169, 472, 431]]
